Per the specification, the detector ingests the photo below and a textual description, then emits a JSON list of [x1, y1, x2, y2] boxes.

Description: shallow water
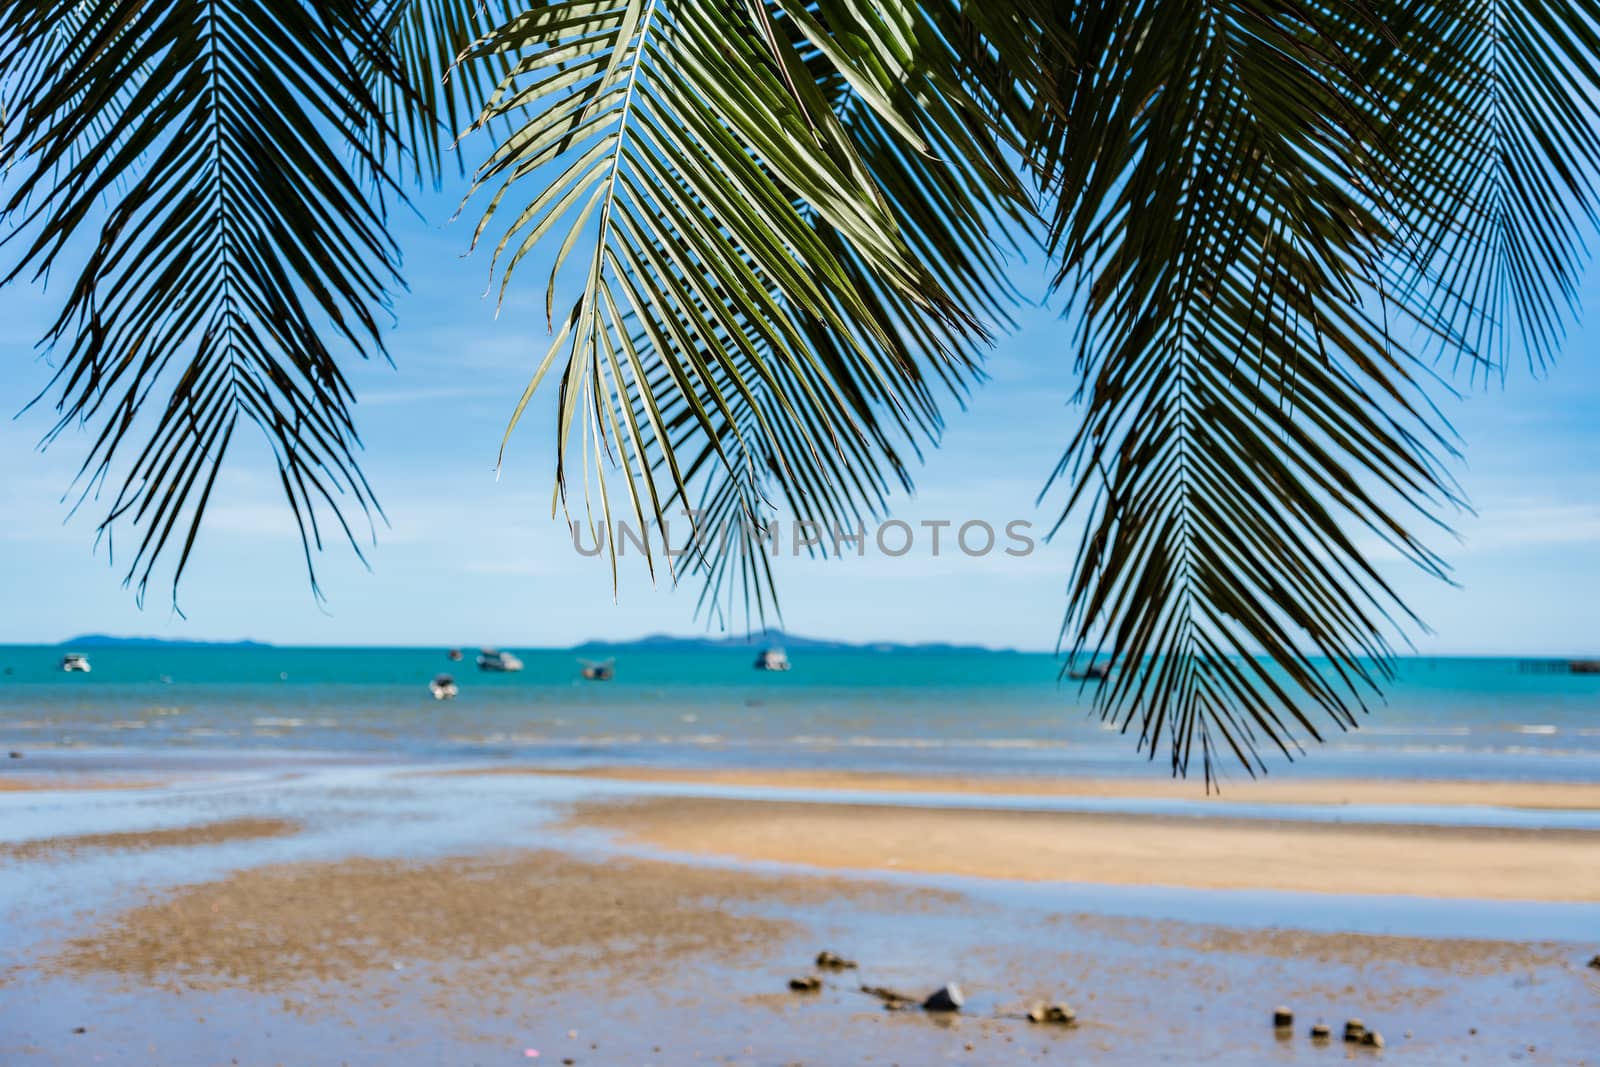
[[3, 646, 1598, 782]]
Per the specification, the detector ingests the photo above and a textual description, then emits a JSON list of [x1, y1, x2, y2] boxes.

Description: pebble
[[789, 976, 822, 993], [1272, 1007, 1293, 1028], [1344, 1018, 1367, 1043], [8, 751, 21, 758], [72, 1027, 87, 1035], [1588, 955, 1600, 970], [1310, 1024, 1331, 1041], [922, 984, 965, 1013], [815, 950, 857, 970], [1362, 1032, 1385, 1049]]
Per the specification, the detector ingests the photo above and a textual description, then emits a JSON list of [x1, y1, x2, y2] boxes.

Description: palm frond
[[372, 0, 523, 184], [1371, 0, 1600, 375], [1034, 0, 1467, 781], [666, 0, 1038, 628], [463, 0, 1012, 624], [0, 0, 405, 603]]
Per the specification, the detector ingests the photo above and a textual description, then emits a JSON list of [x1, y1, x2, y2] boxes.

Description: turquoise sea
[[2, 645, 1596, 782]]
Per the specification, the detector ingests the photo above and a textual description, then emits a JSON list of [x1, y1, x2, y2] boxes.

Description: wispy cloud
[[1456, 500, 1600, 553]]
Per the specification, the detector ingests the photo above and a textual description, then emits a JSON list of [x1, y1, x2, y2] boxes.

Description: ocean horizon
[[5, 644, 1597, 784]]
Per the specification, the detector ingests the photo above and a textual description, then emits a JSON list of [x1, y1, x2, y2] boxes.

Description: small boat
[[60, 653, 91, 673], [579, 657, 615, 681], [475, 648, 524, 672], [446, 648, 464, 662], [753, 648, 791, 672], [1068, 662, 1111, 682], [429, 673, 459, 700]]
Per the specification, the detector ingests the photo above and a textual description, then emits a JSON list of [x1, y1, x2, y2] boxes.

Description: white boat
[[753, 648, 790, 672], [475, 648, 524, 672], [60, 653, 91, 673], [429, 673, 459, 700]]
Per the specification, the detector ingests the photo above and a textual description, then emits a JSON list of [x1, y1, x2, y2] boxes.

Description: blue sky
[[2, 181, 1598, 653]]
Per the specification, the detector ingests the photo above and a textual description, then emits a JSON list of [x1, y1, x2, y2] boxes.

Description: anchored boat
[[475, 648, 524, 672], [753, 648, 791, 672], [579, 657, 615, 681], [1067, 662, 1111, 682]]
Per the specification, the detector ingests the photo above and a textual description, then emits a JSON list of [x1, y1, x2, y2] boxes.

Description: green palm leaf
[[1026, 0, 1598, 779], [462, 0, 1010, 620], [1373, 0, 1600, 373], [0, 0, 405, 604]]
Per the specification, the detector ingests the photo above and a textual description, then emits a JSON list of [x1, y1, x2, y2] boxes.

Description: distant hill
[[571, 631, 1010, 654], [61, 634, 273, 648]]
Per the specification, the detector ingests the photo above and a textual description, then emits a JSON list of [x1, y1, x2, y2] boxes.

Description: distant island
[[51, 632, 1011, 653], [61, 634, 273, 648], [571, 631, 1013, 654]]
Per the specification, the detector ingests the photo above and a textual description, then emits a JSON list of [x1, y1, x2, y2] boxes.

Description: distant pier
[[1518, 659, 1600, 674]]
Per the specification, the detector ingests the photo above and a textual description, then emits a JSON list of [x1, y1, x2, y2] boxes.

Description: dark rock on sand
[[1344, 1019, 1367, 1043], [815, 950, 857, 970], [1310, 1024, 1331, 1041], [788, 976, 822, 993], [1587, 954, 1600, 969], [8, 751, 21, 758], [923, 983, 965, 1013], [1027, 1001, 1077, 1026], [1362, 1031, 1385, 1048], [1272, 1007, 1294, 1028]]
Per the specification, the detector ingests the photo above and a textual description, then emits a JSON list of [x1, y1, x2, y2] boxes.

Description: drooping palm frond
[[1027, 0, 1600, 780], [1370, 0, 1600, 375], [462, 0, 1017, 620], [371, 0, 523, 183], [664, 0, 1037, 628], [0, 0, 405, 603], [1033, 0, 1454, 779]]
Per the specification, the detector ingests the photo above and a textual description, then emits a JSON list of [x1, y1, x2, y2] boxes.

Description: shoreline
[[439, 763, 1600, 810]]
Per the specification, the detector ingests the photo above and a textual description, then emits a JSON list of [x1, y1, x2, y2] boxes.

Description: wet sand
[[49, 847, 1571, 995], [567, 796, 1600, 901], [48, 851, 958, 995], [468, 764, 1600, 810], [5, 763, 1597, 1065], [1, 818, 299, 862], [17, 834, 1595, 1065], [0, 776, 160, 793]]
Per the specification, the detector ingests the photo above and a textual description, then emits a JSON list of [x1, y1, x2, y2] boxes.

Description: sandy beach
[[564, 794, 1600, 901], [0, 775, 161, 793], [3, 758, 1597, 1065]]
